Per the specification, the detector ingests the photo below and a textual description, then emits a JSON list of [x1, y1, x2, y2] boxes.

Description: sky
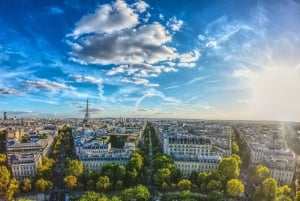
[[1, 0, 300, 121]]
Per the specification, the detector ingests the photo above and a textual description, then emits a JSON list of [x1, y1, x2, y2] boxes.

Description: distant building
[[163, 135, 222, 176], [6, 139, 48, 167], [173, 154, 221, 176], [4, 112, 7, 120], [237, 124, 296, 185], [11, 153, 42, 181]]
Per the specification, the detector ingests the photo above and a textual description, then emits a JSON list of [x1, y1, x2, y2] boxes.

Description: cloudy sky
[[1, 0, 300, 121]]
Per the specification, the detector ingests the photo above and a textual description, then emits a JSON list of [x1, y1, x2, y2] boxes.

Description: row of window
[[12, 165, 36, 170]]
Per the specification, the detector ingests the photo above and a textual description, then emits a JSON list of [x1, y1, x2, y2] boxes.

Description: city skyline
[[1, 0, 300, 121]]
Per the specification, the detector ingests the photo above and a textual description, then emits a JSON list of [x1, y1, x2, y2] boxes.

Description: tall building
[[83, 99, 90, 124], [4, 112, 7, 120]]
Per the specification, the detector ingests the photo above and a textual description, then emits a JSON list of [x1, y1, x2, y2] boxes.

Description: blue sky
[[1, 0, 300, 121]]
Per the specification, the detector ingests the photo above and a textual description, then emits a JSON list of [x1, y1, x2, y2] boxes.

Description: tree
[[218, 156, 240, 183], [0, 165, 10, 196], [101, 163, 117, 181], [121, 185, 150, 201], [21, 178, 32, 192], [35, 178, 53, 201], [86, 179, 95, 190], [232, 141, 239, 154], [153, 154, 175, 171], [177, 179, 192, 191], [277, 185, 291, 197], [207, 190, 223, 201], [226, 179, 244, 198], [207, 179, 222, 191], [0, 165, 19, 200], [5, 178, 19, 201], [0, 154, 6, 165], [254, 165, 270, 184], [37, 157, 55, 179], [125, 168, 138, 186], [96, 176, 110, 191], [262, 178, 278, 201], [111, 196, 121, 201], [155, 168, 171, 185], [127, 153, 144, 171], [64, 175, 77, 190], [115, 165, 126, 181], [295, 191, 300, 201], [197, 172, 209, 186], [79, 191, 108, 201], [64, 159, 83, 177]]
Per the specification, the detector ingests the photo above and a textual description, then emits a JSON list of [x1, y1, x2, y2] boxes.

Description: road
[[50, 135, 68, 201]]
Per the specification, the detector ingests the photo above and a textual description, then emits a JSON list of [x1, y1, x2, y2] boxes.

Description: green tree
[[0, 154, 6, 165], [21, 178, 32, 192], [5, 178, 19, 201], [153, 154, 175, 171], [0, 165, 10, 196], [37, 157, 55, 179], [35, 178, 53, 201], [254, 165, 270, 184], [63, 175, 77, 190], [86, 179, 95, 190], [277, 185, 291, 197], [64, 159, 83, 177], [197, 172, 209, 186], [115, 165, 126, 180], [121, 185, 150, 201], [101, 163, 117, 181], [226, 179, 244, 198], [218, 156, 240, 183], [110, 196, 121, 201], [96, 176, 110, 191], [295, 191, 300, 201], [125, 168, 138, 186], [207, 190, 223, 201], [0, 165, 19, 200], [232, 141, 239, 154], [262, 178, 278, 201], [155, 168, 171, 184], [177, 179, 192, 191], [127, 153, 144, 171], [207, 179, 222, 191], [79, 191, 108, 201]]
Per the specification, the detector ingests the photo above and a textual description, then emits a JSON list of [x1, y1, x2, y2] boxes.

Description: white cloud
[[69, 23, 175, 65], [72, 75, 102, 84], [72, 0, 139, 37], [159, 14, 164, 20], [198, 34, 206, 41], [167, 16, 184, 31], [179, 50, 200, 63], [120, 77, 159, 87], [206, 40, 218, 48], [22, 79, 75, 91], [68, 0, 200, 90], [135, 88, 180, 108], [0, 88, 23, 95], [185, 76, 208, 85], [133, 1, 149, 13]]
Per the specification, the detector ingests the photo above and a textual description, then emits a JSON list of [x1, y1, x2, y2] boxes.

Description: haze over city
[[1, 0, 300, 121]]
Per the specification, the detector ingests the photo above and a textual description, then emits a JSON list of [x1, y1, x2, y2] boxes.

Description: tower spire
[[84, 99, 90, 123]]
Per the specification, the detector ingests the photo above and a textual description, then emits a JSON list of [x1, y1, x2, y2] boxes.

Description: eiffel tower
[[83, 99, 90, 124]]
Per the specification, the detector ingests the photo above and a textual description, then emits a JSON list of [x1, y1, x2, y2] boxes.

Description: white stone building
[[11, 153, 42, 181]]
